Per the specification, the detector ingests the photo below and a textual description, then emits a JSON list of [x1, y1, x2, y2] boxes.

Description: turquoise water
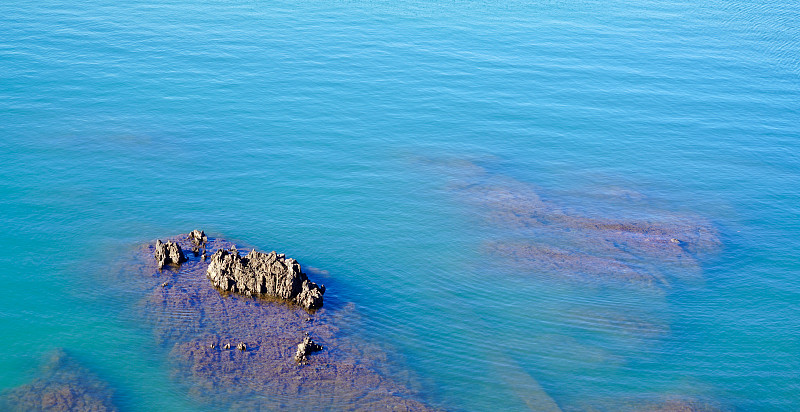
[[1, 0, 798, 410]]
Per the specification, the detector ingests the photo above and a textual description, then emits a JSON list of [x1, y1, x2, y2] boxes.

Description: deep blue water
[[1, 0, 798, 410]]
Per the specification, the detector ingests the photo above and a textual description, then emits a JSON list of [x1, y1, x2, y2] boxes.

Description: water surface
[[1, 0, 798, 410]]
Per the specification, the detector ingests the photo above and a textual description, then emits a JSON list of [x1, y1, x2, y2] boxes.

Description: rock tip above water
[[294, 337, 323, 363], [154, 239, 186, 269], [206, 248, 326, 310], [188, 229, 208, 246]]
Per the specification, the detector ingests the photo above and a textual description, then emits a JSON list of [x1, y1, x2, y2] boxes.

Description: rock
[[161, 281, 169, 288], [296, 280, 325, 311], [294, 337, 323, 363], [209, 343, 215, 349], [237, 343, 247, 351], [188, 229, 207, 247], [206, 248, 325, 310], [223, 343, 230, 350], [154, 239, 186, 269]]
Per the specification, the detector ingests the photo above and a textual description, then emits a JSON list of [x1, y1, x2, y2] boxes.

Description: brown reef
[[564, 396, 726, 412], [132, 233, 434, 411], [1, 349, 117, 412], [446, 164, 720, 289]]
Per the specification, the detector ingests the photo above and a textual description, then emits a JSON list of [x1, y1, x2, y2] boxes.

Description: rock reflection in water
[[131, 234, 434, 411]]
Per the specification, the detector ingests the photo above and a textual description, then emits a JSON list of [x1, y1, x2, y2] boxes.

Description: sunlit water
[[1, 0, 798, 410]]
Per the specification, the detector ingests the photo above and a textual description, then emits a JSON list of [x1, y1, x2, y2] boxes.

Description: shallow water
[[1, 0, 799, 410]]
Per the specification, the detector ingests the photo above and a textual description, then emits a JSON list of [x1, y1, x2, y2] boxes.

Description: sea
[[0, 0, 798, 410]]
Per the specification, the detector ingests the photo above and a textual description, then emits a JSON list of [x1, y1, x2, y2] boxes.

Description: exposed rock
[[206, 248, 325, 310], [223, 343, 230, 350], [294, 337, 323, 363], [1, 349, 117, 412], [296, 280, 326, 311], [237, 342, 247, 351], [188, 229, 208, 247], [154, 239, 186, 269]]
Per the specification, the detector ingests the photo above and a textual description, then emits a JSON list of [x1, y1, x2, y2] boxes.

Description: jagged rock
[[296, 280, 325, 311], [237, 343, 247, 351], [206, 248, 325, 310], [223, 343, 230, 350], [294, 337, 323, 363], [1, 349, 117, 412], [154, 239, 186, 269], [188, 229, 207, 247]]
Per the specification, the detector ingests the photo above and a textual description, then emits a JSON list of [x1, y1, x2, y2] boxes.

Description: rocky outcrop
[[1, 349, 117, 412], [206, 248, 325, 310], [188, 229, 207, 247], [129, 234, 435, 411], [154, 239, 186, 268], [295, 280, 325, 310], [188, 230, 208, 256], [294, 337, 323, 363]]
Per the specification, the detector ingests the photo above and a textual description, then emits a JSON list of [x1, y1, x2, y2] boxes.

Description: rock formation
[[154, 239, 186, 268], [188, 229, 207, 247], [1, 349, 117, 412], [294, 337, 323, 363], [126, 234, 434, 411], [206, 248, 325, 310], [188, 229, 208, 256]]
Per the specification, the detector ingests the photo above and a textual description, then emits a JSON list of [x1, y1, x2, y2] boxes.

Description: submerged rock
[[206, 248, 325, 310], [566, 396, 725, 412], [487, 242, 662, 287], [1, 349, 117, 412], [294, 336, 323, 363], [443, 162, 720, 290], [154, 239, 186, 269]]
